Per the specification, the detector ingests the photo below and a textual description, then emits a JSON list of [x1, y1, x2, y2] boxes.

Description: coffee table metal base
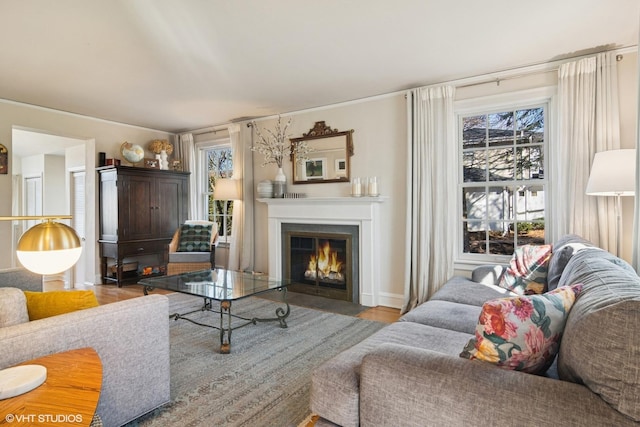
[[165, 288, 290, 354]]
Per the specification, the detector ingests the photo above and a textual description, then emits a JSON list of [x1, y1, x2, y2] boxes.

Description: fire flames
[[305, 240, 345, 282]]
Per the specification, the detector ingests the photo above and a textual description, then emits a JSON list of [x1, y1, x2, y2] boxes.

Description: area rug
[[124, 293, 385, 427]]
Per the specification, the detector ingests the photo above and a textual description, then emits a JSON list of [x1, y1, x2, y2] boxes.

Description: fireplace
[[282, 223, 359, 303]]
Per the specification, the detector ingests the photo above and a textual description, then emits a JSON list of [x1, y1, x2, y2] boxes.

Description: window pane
[[487, 112, 514, 147], [515, 146, 544, 180], [516, 108, 544, 145], [462, 115, 487, 149], [463, 151, 486, 182], [487, 148, 514, 181], [463, 221, 486, 254], [487, 186, 512, 221], [462, 188, 485, 221], [515, 187, 544, 221], [488, 221, 514, 255]]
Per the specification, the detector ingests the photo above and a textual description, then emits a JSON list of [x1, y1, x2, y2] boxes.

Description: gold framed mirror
[[290, 121, 354, 184]]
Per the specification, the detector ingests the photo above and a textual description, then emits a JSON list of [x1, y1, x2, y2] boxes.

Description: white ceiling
[[0, 1, 638, 133]]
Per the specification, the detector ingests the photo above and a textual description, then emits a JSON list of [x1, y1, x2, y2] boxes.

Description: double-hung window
[[198, 143, 233, 242], [458, 102, 547, 261]]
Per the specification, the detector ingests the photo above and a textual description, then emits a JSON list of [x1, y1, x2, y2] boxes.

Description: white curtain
[[177, 133, 198, 219], [228, 124, 247, 271], [402, 85, 457, 314], [551, 53, 620, 250]]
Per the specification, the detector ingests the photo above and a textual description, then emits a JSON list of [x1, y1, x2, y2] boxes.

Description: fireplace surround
[[259, 196, 386, 307]]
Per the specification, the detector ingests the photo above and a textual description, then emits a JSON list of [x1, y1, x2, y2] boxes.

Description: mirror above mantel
[[290, 121, 354, 184]]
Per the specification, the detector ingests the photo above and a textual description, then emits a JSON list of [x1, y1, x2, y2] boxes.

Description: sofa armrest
[[360, 343, 635, 427], [471, 264, 506, 286], [0, 295, 170, 427]]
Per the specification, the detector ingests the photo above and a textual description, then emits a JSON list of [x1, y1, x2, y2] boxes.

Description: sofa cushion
[[547, 234, 595, 291], [24, 290, 99, 321], [177, 223, 213, 252], [0, 287, 29, 327], [400, 300, 482, 335], [557, 250, 640, 421], [498, 244, 552, 295], [460, 284, 582, 374], [311, 321, 472, 427], [430, 276, 515, 307]]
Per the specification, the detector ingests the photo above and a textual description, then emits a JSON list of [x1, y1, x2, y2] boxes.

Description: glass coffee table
[[140, 269, 291, 353]]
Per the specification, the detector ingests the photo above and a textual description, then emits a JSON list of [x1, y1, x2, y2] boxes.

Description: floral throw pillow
[[459, 284, 583, 375], [498, 244, 553, 295]]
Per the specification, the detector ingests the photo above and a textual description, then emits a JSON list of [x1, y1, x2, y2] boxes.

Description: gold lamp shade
[[15, 219, 82, 275]]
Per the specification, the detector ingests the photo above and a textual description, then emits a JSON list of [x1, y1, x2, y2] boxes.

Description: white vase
[[160, 150, 169, 170], [273, 167, 286, 198]]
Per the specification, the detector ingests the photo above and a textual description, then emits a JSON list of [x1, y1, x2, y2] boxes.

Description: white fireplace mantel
[[259, 197, 387, 307]]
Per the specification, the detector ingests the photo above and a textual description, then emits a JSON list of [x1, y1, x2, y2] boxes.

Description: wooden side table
[[0, 347, 102, 427]]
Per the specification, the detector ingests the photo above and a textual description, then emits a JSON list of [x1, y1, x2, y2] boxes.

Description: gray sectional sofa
[[311, 235, 640, 426], [0, 285, 171, 427]]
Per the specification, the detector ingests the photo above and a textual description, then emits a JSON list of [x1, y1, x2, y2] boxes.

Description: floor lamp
[[585, 149, 636, 257], [213, 178, 242, 271]]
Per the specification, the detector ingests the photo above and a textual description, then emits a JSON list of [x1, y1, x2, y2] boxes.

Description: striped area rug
[[124, 292, 385, 427]]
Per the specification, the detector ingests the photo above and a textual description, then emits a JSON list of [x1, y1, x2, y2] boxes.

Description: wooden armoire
[[97, 166, 189, 286]]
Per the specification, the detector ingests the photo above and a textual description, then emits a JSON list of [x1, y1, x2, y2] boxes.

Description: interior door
[[24, 175, 43, 231]]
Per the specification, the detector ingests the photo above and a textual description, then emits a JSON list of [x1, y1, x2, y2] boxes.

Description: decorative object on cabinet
[[97, 166, 189, 286], [144, 158, 160, 169], [172, 160, 182, 171], [290, 121, 354, 184], [148, 139, 173, 170], [120, 142, 145, 166]]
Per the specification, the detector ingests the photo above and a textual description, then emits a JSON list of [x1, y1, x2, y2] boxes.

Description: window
[[459, 104, 547, 259], [200, 145, 233, 241]]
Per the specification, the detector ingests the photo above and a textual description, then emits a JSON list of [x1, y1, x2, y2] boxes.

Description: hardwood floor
[[43, 281, 401, 323]]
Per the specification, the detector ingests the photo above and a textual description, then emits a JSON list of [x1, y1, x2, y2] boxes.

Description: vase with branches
[[251, 117, 313, 197]]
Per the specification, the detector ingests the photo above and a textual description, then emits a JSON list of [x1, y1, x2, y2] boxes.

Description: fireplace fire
[[282, 223, 359, 303], [305, 240, 345, 283]]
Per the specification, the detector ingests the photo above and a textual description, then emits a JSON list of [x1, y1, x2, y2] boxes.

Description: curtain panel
[[551, 52, 620, 250], [402, 85, 457, 314], [177, 133, 198, 219]]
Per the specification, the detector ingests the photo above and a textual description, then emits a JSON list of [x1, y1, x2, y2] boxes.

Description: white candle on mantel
[[351, 177, 362, 196], [368, 177, 379, 196]]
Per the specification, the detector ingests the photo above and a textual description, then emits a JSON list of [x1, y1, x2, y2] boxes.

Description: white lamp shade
[[213, 178, 242, 200], [586, 149, 636, 196]]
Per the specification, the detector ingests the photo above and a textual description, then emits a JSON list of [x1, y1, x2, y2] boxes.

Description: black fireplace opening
[[282, 223, 359, 303]]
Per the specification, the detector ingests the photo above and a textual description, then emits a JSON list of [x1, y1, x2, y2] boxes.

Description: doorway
[[11, 128, 90, 286]]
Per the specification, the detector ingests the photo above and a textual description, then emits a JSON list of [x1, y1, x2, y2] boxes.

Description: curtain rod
[[457, 53, 625, 90]]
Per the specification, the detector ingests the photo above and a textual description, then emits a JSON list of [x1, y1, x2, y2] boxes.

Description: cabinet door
[[122, 173, 155, 240], [155, 176, 187, 238]]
